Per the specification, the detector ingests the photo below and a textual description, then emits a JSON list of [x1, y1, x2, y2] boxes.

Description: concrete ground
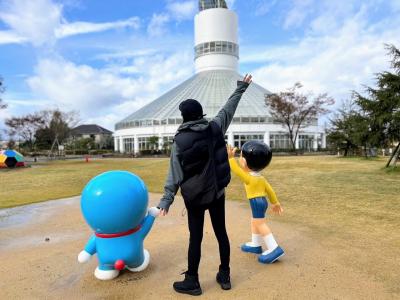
[[0, 194, 395, 300]]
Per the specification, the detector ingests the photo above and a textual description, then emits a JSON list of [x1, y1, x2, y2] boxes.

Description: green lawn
[[0, 158, 169, 208], [1, 156, 399, 292]]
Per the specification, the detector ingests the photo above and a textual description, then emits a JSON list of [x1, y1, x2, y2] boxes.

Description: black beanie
[[179, 99, 206, 122]]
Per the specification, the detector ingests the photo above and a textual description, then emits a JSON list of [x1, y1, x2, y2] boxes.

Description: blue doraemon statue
[[78, 171, 159, 280]]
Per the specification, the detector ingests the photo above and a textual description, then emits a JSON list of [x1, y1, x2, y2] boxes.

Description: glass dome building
[[114, 1, 326, 154]]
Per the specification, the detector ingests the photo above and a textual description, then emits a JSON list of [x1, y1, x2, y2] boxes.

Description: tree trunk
[[386, 142, 400, 167], [287, 130, 296, 153], [393, 151, 399, 167]]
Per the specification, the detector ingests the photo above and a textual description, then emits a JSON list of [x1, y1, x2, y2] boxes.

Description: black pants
[[187, 194, 230, 276]]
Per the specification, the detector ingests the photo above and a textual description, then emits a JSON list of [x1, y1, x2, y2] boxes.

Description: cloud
[[246, 1, 400, 108], [0, 0, 140, 46], [55, 17, 140, 38], [167, 0, 197, 21], [254, 0, 278, 16], [0, 30, 27, 44], [25, 51, 194, 130], [94, 49, 159, 62], [147, 13, 170, 37], [27, 58, 138, 112], [146, 1, 201, 37], [0, 0, 62, 46], [283, 0, 314, 29]]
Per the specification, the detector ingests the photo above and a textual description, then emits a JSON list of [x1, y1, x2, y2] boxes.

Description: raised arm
[[227, 145, 251, 184], [212, 74, 252, 134]]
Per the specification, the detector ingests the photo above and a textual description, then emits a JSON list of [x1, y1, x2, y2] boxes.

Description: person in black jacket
[[158, 74, 252, 296]]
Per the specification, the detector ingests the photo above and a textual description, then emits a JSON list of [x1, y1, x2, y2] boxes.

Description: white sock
[[251, 234, 262, 246], [245, 234, 261, 247], [263, 234, 278, 254]]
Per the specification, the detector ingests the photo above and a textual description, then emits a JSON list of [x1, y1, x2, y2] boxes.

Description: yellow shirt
[[229, 158, 279, 205]]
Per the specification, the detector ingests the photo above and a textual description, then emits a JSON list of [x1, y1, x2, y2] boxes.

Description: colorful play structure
[[0, 150, 25, 168]]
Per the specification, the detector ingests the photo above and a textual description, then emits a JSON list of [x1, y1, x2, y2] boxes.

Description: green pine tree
[[353, 44, 400, 165]]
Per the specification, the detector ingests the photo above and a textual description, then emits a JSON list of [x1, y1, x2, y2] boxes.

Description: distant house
[[0, 141, 8, 150], [70, 124, 113, 149], [0, 140, 20, 150]]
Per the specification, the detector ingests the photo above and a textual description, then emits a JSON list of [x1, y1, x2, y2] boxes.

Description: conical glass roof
[[115, 70, 273, 130]]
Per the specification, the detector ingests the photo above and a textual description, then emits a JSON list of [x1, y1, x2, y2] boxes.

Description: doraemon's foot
[[127, 249, 150, 272], [94, 267, 119, 280], [241, 242, 262, 254], [258, 246, 285, 264]]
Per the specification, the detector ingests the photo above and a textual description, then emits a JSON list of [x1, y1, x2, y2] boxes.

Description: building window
[[298, 135, 314, 151], [250, 117, 259, 123], [123, 138, 135, 153], [233, 134, 264, 149], [138, 137, 159, 151], [194, 41, 239, 59], [162, 136, 174, 150], [199, 0, 228, 11], [270, 134, 291, 149]]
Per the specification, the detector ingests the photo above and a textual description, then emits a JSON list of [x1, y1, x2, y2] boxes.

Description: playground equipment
[[77, 171, 159, 280], [386, 142, 400, 168], [0, 150, 25, 168]]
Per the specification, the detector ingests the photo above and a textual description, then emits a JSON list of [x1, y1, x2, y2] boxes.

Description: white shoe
[[126, 249, 150, 272], [94, 267, 119, 280]]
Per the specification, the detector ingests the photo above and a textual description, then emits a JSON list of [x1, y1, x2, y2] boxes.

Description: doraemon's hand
[[148, 207, 160, 217], [78, 250, 92, 263]]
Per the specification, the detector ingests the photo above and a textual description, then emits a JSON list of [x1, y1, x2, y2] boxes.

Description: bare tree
[[5, 113, 45, 151], [35, 109, 80, 149], [265, 82, 334, 150], [0, 76, 7, 110], [5, 109, 79, 151]]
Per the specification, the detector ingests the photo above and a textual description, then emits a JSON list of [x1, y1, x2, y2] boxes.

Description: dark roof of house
[[71, 124, 113, 135]]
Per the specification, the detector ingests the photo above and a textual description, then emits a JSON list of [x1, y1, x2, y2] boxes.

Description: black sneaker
[[216, 269, 231, 290], [173, 272, 202, 296]]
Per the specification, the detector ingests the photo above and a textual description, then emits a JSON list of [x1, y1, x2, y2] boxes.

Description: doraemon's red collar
[[95, 225, 141, 238]]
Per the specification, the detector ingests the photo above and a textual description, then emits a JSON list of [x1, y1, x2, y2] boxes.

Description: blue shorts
[[249, 197, 268, 219]]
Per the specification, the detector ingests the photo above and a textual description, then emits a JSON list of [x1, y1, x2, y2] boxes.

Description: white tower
[[113, 0, 326, 154], [194, 0, 239, 73]]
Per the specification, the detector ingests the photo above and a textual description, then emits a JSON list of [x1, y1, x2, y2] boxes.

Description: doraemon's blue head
[[81, 171, 148, 234]]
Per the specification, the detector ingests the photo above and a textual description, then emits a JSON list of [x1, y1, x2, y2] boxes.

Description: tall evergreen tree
[[327, 100, 362, 156], [353, 44, 400, 165]]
